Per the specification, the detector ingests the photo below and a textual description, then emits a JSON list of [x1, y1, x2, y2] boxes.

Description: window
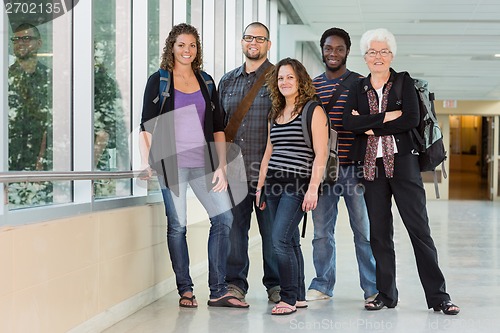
[[7, 16, 72, 210], [93, 0, 132, 199]]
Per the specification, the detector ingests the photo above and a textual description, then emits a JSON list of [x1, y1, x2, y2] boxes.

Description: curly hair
[[160, 23, 203, 71], [266, 58, 317, 121]]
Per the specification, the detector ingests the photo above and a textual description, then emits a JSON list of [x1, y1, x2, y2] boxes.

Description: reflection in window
[[146, 0, 161, 193], [93, 0, 131, 199], [148, 0, 160, 74], [7, 22, 54, 208]]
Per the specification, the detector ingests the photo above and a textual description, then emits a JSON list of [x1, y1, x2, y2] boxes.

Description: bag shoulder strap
[[392, 71, 408, 102], [157, 69, 172, 116], [301, 100, 321, 149], [224, 65, 274, 142], [156, 69, 216, 115], [323, 71, 356, 112], [200, 70, 215, 97], [393, 71, 424, 145]]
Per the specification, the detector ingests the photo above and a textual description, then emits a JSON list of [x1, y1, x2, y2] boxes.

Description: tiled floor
[[104, 200, 500, 333]]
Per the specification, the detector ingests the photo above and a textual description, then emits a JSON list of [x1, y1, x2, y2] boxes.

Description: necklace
[[175, 72, 195, 86]]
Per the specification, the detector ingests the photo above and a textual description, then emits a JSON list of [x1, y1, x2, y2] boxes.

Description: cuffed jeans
[[160, 167, 233, 299], [226, 182, 280, 294], [266, 188, 306, 306], [309, 164, 377, 299]]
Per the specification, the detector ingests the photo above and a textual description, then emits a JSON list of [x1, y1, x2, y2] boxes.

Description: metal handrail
[[0, 170, 146, 183]]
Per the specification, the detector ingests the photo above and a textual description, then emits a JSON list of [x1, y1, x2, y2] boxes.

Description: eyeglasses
[[365, 49, 392, 58], [11, 36, 38, 42], [242, 35, 268, 43]]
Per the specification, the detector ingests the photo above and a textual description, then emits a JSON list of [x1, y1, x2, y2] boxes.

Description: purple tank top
[[173, 89, 206, 168]]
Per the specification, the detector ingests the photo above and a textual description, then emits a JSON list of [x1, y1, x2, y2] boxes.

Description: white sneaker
[[306, 289, 330, 301]]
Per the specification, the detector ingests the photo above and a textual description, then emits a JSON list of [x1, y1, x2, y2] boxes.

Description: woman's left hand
[[212, 167, 228, 192], [302, 189, 318, 212]]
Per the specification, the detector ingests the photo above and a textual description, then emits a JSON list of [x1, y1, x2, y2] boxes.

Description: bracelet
[[256, 188, 262, 194]]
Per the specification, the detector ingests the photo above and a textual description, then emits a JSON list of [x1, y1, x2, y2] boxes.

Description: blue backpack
[[154, 68, 215, 112]]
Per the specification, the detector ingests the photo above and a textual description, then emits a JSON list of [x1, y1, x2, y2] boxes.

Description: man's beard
[[323, 55, 347, 72], [14, 48, 37, 61], [244, 50, 264, 61]]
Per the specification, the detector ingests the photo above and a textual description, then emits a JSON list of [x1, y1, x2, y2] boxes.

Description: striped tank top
[[268, 113, 314, 177]]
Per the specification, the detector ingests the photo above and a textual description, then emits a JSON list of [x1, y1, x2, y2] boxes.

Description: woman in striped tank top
[[256, 58, 329, 315]]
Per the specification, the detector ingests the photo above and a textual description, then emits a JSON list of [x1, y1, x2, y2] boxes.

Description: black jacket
[[140, 70, 224, 194], [342, 68, 420, 162]]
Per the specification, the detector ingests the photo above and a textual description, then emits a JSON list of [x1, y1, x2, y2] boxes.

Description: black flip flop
[[207, 295, 249, 308], [179, 295, 197, 308]]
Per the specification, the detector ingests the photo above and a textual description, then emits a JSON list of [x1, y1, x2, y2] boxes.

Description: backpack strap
[[199, 70, 216, 111], [300, 100, 328, 238], [301, 99, 331, 150], [157, 68, 171, 116], [392, 70, 407, 103], [199, 70, 215, 97], [301, 100, 321, 149], [323, 71, 357, 113], [393, 71, 426, 148], [156, 69, 215, 115]]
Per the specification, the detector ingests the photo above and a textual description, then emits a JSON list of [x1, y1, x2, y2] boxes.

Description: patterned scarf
[[363, 82, 395, 181]]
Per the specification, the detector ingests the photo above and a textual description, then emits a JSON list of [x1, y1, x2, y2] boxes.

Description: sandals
[[433, 300, 460, 315], [271, 302, 297, 315], [364, 299, 385, 310], [364, 298, 396, 311], [179, 295, 197, 308], [295, 300, 308, 309], [207, 295, 249, 308]]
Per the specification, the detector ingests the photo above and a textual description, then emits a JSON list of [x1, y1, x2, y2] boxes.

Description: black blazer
[[342, 68, 420, 162]]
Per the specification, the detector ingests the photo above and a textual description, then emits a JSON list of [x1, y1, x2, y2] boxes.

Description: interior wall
[[0, 196, 262, 333]]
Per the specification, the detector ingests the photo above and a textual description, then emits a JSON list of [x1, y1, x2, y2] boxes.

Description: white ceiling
[[285, 0, 500, 101]]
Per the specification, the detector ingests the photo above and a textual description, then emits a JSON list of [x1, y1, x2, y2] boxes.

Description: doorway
[[448, 115, 489, 200]]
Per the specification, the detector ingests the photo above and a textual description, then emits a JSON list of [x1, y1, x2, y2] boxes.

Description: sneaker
[[365, 293, 379, 304], [227, 285, 246, 302], [306, 289, 330, 301], [268, 287, 281, 303]]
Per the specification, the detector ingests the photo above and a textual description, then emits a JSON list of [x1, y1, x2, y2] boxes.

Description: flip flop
[[207, 295, 249, 308], [296, 301, 308, 309], [271, 304, 297, 315], [179, 295, 197, 308]]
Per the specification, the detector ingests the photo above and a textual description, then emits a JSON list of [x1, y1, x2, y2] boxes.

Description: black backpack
[[301, 100, 339, 184], [299, 100, 338, 238], [393, 72, 447, 198]]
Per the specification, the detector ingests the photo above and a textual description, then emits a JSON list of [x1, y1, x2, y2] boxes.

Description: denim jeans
[[160, 167, 233, 299], [226, 182, 280, 294], [266, 187, 306, 306], [309, 164, 377, 299]]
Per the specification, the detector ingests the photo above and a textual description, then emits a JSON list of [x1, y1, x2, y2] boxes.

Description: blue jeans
[[266, 187, 306, 306], [226, 183, 279, 294], [160, 167, 233, 299], [309, 164, 377, 299]]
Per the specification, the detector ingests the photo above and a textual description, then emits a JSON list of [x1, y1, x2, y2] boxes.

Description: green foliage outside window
[[8, 61, 53, 208]]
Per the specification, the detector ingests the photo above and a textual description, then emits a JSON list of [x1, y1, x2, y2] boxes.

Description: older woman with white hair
[[343, 28, 459, 315]]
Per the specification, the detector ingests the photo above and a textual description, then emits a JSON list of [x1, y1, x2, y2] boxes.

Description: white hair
[[360, 28, 397, 57]]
